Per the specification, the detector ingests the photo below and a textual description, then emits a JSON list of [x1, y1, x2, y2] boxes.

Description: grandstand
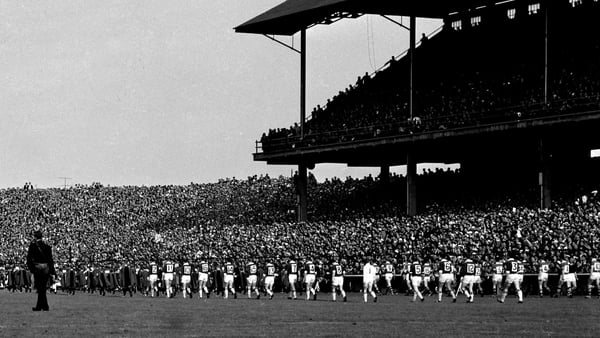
[[2, 0, 600, 297], [237, 0, 600, 220]]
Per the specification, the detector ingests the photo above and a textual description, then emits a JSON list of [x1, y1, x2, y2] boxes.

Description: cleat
[[421, 297, 425, 302], [374, 296, 378, 303], [585, 295, 591, 299], [518, 300, 523, 304], [313, 294, 317, 301], [270, 294, 273, 300], [452, 298, 457, 303], [343, 296, 347, 302], [497, 298, 504, 303], [257, 294, 260, 300]]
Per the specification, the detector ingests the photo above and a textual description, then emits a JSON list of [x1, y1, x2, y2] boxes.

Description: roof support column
[[406, 16, 417, 216], [544, 3, 549, 105], [409, 15, 416, 120], [300, 28, 306, 139], [297, 29, 308, 222]]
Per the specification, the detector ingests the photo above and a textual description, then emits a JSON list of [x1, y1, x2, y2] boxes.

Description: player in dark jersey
[[498, 257, 523, 303], [383, 261, 395, 295], [473, 262, 484, 297], [556, 257, 578, 298], [586, 258, 600, 298], [330, 260, 347, 302], [303, 260, 317, 301], [437, 258, 457, 303]]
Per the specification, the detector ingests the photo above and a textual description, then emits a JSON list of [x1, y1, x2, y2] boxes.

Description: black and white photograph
[[1, 0, 599, 336]]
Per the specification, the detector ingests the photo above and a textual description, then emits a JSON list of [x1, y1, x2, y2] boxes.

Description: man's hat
[[33, 229, 43, 239]]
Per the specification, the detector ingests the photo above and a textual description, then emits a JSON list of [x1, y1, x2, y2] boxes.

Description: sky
[[0, 1, 443, 188]]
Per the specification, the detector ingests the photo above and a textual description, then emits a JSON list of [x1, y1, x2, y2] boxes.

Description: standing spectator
[[26, 229, 56, 312]]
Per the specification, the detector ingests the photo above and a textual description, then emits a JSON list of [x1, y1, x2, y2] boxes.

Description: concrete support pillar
[[406, 152, 417, 216], [379, 165, 390, 185], [297, 164, 308, 222]]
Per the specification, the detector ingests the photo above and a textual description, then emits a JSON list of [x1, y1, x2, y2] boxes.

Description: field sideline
[[0, 291, 599, 337]]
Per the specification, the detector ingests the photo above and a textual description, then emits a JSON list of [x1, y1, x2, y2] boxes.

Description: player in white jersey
[[537, 259, 550, 297], [422, 262, 433, 296], [517, 260, 525, 285], [437, 258, 457, 302], [264, 262, 276, 300], [223, 262, 237, 299], [246, 261, 260, 299], [163, 261, 175, 298], [362, 258, 378, 303], [383, 261, 395, 295], [181, 262, 193, 299], [198, 260, 210, 299], [492, 259, 504, 297], [409, 261, 425, 302], [331, 260, 347, 302], [586, 258, 600, 298], [149, 261, 159, 297], [403, 262, 413, 295]]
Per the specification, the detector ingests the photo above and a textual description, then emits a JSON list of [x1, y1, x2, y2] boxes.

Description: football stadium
[[2, 0, 600, 336]]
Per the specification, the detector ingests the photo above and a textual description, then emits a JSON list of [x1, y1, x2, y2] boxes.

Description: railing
[[256, 95, 600, 155]]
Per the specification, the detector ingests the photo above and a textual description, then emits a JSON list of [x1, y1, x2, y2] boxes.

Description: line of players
[[145, 258, 348, 302], [8, 255, 600, 302]]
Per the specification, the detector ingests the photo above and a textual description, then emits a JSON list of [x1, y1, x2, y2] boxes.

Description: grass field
[[1, 291, 599, 337]]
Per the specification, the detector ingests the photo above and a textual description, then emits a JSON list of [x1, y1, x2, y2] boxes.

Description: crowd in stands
[[1, 169, 600, 279], [260, 1, 600, 152]]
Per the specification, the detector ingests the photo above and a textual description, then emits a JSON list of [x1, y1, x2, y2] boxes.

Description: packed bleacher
[[1, 171, 599, 279], [260, 1, 600, 152]]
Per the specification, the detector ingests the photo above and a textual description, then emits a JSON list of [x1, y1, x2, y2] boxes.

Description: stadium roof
[[235, 0, 500, 35]]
